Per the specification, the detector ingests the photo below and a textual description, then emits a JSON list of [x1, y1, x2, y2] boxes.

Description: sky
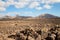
[[0, 0, 60, 17]]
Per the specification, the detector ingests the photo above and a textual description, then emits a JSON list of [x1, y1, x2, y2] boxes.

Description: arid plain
[[0, 18, 60, 40]]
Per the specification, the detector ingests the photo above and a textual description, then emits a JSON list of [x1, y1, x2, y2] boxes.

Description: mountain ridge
[[36, 13, 59, 18], [0, 13, 60, 20]]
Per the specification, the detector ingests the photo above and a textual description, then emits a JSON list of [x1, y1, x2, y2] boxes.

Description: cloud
[[0, 7, 6, 11], [14, 1, 29, 8], [41, 0, 60, 4], [0, 1, 6, 11], [28, 1, 40, 8], [6, 12, 20, 16], [35, 7, 43, 10], [0, 13, 5, 18], [6, 0, 15, 5], [43, 4, 52, 9], [5, 11, 34, 16], [0, 0, 60, 11], [50, 0, 60, 3], [6, 11, 33, 15]]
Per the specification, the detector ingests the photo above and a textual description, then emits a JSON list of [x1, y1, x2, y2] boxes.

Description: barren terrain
[[0, 18, 60, 40]]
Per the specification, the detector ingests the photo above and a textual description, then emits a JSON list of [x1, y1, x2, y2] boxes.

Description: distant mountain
[[36, 13, 59, 18], [0, 13, 60, 21], [0, 15, 32, 20], [14, 15, 32, 19], [1, 15, 15, 19]]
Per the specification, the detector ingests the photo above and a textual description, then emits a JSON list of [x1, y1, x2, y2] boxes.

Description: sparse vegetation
[[0, 18, 60, 40]]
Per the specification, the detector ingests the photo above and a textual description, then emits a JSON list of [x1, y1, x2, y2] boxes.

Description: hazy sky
[[0, 0, 60, 17]]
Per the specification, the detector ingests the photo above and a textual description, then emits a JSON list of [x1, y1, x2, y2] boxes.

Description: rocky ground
[[0, 19, 60, 40]]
